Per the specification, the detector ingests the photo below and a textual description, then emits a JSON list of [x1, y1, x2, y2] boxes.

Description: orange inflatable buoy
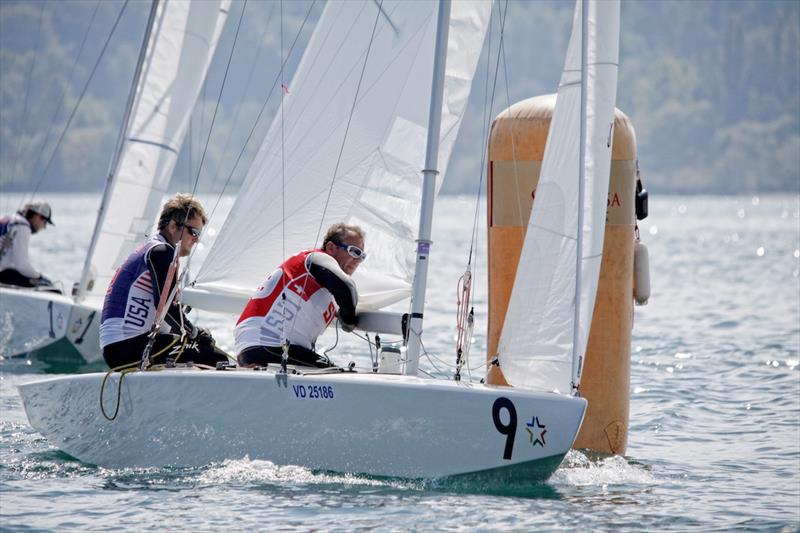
[[486, 94, 638, 455]]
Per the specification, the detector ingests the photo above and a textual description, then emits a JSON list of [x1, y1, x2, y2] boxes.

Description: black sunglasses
[[179, 223, 201, 238]]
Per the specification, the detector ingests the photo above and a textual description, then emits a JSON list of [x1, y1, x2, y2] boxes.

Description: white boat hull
[[19, 369, 586, 482], [0, 287, 102, 368]]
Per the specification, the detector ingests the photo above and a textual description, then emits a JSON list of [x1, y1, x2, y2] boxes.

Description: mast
[[75, 0, 160, 302], [404, 0, 451, 375], [571, 0, 589, 393]]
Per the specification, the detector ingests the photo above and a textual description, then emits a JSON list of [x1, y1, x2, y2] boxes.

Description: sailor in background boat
[[0, 201, 60, 292], [99, 194, 231, 370], [234, 223, 363, 368]]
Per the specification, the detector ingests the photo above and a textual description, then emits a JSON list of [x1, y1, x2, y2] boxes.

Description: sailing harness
[[140, 237, 184, 370]]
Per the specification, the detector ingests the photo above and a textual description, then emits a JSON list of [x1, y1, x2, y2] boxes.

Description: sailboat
[[0, 0, 230, 368], [18, 0, 619, 485]]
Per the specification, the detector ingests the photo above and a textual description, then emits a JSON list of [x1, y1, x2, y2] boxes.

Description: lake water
[[1, 193, 798, 531]]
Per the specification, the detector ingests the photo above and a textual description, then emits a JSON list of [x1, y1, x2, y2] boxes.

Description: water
[[1, 193, 798, 531]]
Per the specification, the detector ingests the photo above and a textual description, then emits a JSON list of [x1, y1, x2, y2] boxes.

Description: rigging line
[[422, 354, 445, 377], [189, 0, 248, 198], [312, 0, 384, 249], [205, 0, 276, 195], [322, 320, 340, 357], [459, 1, 507, 324], [281, 0, 286, 277], [280, 0, 288, 349], [274, 2, 423, 195], [423, 348, 450, 372], [460, 1, 500, 309], [199, 57, 208, 186], [29, 0, 131, 200], [215, 1, 409, 217], [270, 3, 426, 200], [11, 2, 46, 194], [187, 116, 194, 191], [466, 9, 494, 268], [416, 367, 438, 379], [417, 330, 437, 372], [286, 0, 394, 352], [152, 0, 247, 312], [471, 4, 504, 253], [496, 0, 525, 248], [370, 0, 399, 36], [470, 1, 508, 291], [250, 1, 363, 173], [256, 1, 373, 176], [423, 343, 490, 375], [196, 0, 318, 244], [28, 0, 102, 194], [11, 0, 45, 199]]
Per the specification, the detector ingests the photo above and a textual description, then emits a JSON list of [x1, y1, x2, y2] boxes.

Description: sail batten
[[497, 0, 620, 393]]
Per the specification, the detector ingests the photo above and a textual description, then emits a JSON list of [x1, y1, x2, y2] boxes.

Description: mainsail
[[189, 0, 491, 313], [497, 0, 620, 393], [77, 0, 230, 307]]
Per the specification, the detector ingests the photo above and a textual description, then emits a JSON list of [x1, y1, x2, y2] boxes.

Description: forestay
[[190, 0, 491, 313], [497, 0, 620, 393], [77, 0, 230, 307]]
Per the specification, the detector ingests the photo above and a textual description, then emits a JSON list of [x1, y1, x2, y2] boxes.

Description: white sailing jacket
[[0, 213, 39, 279]]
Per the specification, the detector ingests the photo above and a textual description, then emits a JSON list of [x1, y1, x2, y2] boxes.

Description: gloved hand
[[189, 325, 215, 346], [338, 313, 358, 333], [316, 353, 334, 368]]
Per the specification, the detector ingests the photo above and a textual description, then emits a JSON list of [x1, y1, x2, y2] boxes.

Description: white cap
[[24, 202, 54, 225]]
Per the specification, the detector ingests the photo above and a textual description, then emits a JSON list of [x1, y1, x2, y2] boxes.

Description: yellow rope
[[99, 363, 138, 421], [148, 334, 184, 362], [99, 335, 186, 421]]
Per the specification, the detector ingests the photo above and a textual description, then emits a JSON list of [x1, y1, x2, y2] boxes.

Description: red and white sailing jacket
[[234, 249, 357, 354]]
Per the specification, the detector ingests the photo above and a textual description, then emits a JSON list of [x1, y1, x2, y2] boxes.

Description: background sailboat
[[0, 0, 230, 368]]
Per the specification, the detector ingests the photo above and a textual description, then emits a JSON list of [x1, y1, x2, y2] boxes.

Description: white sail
[[189, 0, 491, 313], [497, 0, 620, 393], [79, 0, 230, 307]]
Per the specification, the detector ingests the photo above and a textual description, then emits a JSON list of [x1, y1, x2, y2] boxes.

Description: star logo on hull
[[526, 416, 547, 447]]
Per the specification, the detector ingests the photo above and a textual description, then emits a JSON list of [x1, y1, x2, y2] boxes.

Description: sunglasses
[[180, 224, 202, 238], [332, 241, 367, 261]]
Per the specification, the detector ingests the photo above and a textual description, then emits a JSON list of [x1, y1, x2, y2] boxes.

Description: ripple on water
[[1, 195, 799, 531], [711, 320, 740, 329]]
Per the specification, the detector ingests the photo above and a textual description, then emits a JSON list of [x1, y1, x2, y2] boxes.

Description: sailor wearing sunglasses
[[100, 194, 231, 370], [235, 223, 365, 368]]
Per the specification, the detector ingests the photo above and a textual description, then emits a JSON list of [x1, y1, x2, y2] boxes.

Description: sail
[[497, 0, 620, 393], [189, 0, 491, 313], [79, 0, 230, 307]]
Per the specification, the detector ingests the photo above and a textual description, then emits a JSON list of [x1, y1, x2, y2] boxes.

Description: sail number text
[[492, 397, 518, 460], [292, 384, 335, 400]]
